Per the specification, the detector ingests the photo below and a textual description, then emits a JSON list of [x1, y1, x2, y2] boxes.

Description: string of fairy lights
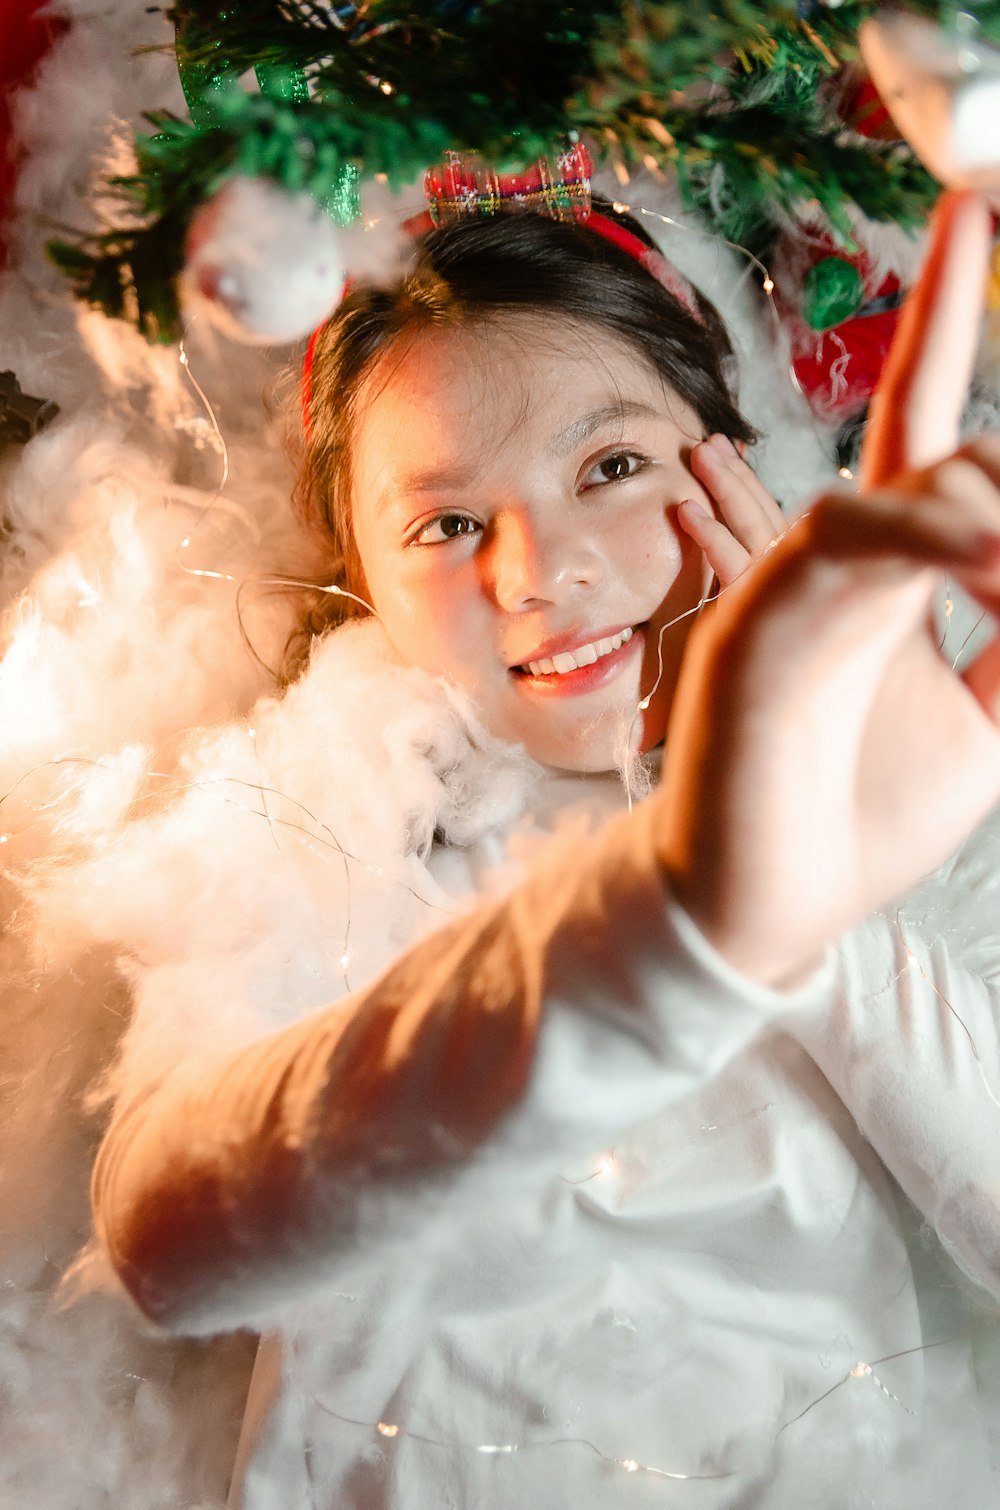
[[295, 1335, 960, 1489], [283, 1209, 998, 1493], [0, 745, 457, 998]]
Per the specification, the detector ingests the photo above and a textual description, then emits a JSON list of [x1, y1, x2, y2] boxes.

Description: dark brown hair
[[287, 199, 757, 675]]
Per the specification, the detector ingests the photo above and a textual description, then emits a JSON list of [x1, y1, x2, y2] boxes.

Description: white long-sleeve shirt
[[93, 772, 1000, 1509]]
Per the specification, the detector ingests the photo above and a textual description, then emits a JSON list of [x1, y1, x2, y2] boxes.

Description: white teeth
[[524, 626, 633, 678]]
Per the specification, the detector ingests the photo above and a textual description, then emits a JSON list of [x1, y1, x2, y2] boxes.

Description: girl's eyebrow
[[380, 400, 660, 513], [380, 462, 472, 512], [551, 400, 660, 457]]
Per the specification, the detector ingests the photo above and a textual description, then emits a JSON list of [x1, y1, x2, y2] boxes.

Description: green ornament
[[801, 255, 865, 332]]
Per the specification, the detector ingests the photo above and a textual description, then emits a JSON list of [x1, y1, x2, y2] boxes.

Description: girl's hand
[[679, 436, 786, 587], [657, 191, 1000, 989]]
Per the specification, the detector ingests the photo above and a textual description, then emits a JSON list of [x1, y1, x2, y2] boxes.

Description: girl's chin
[[513, 706, 668, 775]]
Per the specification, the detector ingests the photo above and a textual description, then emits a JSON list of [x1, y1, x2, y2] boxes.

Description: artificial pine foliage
[[48, 1, 1000, 341]]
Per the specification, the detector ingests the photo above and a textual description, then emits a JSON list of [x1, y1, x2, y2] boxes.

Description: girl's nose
[[486, 509, 602, 612]]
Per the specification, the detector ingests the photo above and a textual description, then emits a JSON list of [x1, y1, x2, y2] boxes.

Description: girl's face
[[350, 314, 715, 772]]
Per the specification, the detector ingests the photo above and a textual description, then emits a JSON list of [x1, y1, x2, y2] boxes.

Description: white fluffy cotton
[[26, 619, 540, 1113], [0, 6, 306, 1504]]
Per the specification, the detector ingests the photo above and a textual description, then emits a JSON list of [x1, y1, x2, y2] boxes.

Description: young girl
[[89, 184, 1000, 1507]]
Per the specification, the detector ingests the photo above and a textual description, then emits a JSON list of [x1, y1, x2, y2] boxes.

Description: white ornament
[[860, 11, 1000, 197], [183, 177, 348, 344]]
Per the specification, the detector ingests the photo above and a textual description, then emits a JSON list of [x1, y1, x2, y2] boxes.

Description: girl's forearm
[[93, 801, 830, 1335]]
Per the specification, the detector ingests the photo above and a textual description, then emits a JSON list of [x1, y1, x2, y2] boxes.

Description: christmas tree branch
[[47, 0, 1000, 339]]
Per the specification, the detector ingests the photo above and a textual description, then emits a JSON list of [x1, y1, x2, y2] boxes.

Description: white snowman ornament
[[860, 9, 1000, 197], [184, 176, 348, 344]]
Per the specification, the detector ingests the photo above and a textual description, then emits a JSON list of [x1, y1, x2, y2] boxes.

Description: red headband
[[302, 146, 702, 435]]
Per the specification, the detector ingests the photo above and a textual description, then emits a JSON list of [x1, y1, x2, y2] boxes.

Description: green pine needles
[[48, 1, 1000, 341]]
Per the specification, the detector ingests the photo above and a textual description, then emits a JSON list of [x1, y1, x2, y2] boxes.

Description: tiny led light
[[838, 466, 854, 480], [377, 1422, 399, 1438], [762, 276, 775, 294]]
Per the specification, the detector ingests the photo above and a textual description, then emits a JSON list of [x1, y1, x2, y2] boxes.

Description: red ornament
[[0, 0, 69, 269], [770, 227, 905, 425]]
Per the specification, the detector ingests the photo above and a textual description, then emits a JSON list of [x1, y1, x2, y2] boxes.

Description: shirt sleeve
[[790, 911, 1000, 1300], [92, 799, 833, 1336]]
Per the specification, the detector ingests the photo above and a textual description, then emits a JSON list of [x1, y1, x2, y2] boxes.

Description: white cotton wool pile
[[27, 619, 541, 1115]]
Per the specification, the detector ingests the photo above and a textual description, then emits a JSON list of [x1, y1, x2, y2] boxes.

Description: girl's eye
[[582, 451, 649, 488], [411, 513, 482, 546]]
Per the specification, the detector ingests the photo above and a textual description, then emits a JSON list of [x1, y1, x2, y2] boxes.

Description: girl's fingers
[[690, 435, 785, 554], [901, 436, 1000, 504], [819, 444, 1000, 572], [677, 498, 751, 586], [807, 489, 1000, 576], [861, 190, 991, 489]]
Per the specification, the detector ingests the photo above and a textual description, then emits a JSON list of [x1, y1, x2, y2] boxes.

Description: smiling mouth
[[517, 626, 634, 677]]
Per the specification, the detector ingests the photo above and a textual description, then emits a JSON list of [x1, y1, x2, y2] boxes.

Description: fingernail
[[709, 432, 738, 460], [682, 498, 711, 517]]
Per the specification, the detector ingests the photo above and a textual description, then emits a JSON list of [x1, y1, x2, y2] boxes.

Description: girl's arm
[[654, 190, 1000, 1294], [93, 799, 829, 1336], [657, 192, 1000, 990]]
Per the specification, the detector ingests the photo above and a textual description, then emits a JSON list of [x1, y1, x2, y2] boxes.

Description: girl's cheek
[[646, 503, 687, 560], [392, 570, 478, 645]]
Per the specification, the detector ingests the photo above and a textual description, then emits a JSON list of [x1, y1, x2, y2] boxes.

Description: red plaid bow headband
[[410, 145, 702, 320], [302, 144, 702, 433]]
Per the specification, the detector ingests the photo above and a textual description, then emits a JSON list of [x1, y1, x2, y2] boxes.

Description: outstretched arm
[[657, 191, 1000, 988], [93, 800, 826, 1335]]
